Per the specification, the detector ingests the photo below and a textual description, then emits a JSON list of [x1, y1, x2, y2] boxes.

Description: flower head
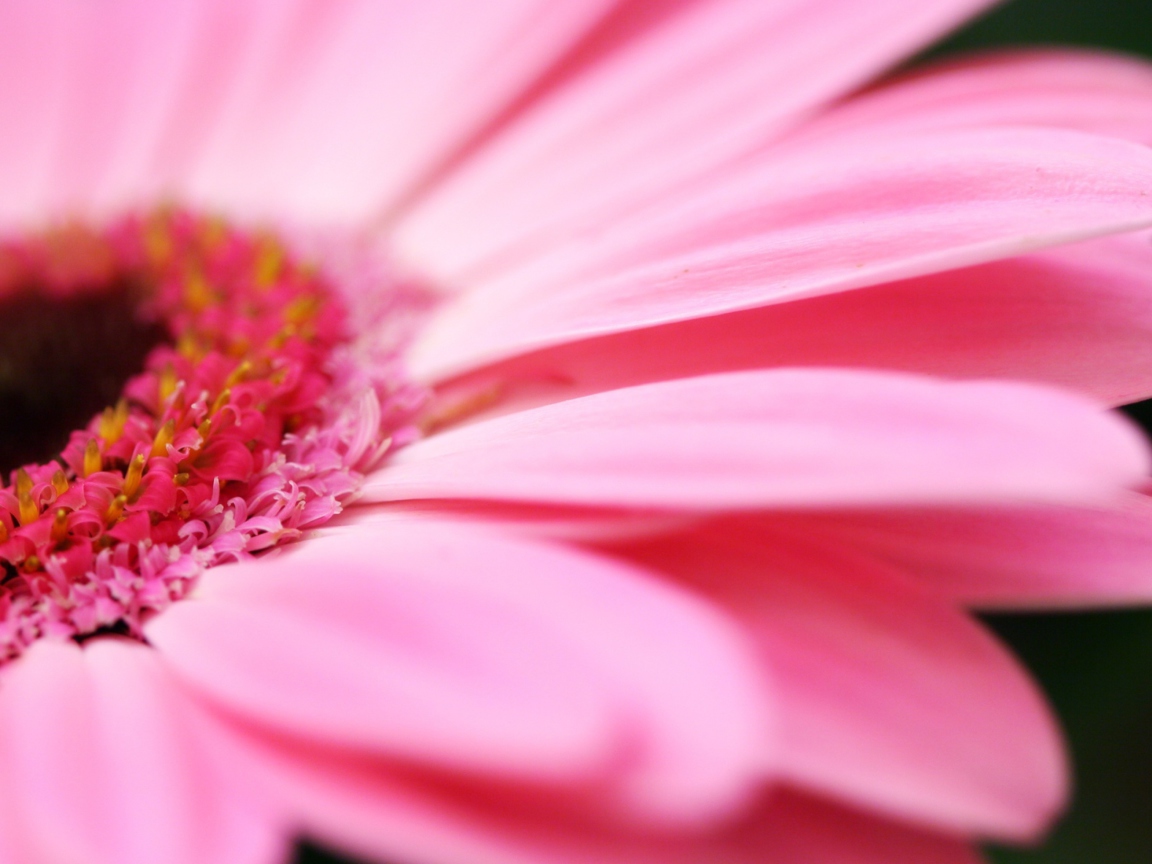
[[2, 2, 1152, 864]]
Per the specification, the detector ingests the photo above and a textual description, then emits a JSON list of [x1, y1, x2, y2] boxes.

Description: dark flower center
[[0, 280, 166, 475]]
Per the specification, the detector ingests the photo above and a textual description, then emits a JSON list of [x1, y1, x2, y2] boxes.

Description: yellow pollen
[[98, 399, 129, 444], [210, 388, 231, 416], [51, 470, 69, 496], [83, 439, 103, 477], [15, 469, 37, 526], [123, 453, 147, 499], [284, 295, 319, 326], [159, 364, 180, 403], [177, 332, 203, 361], [105, 494, 127, 525], [23, 555, 40, 573], [151, 420, 176, 458], [196, 417, 212, 441], [50, 509, 69, 545], [144, 222, 173, 264], [225, 360, 252, 388], [254, 240, 283, 287], [174, 472, 190, 486], [183, 270, 214, 312]]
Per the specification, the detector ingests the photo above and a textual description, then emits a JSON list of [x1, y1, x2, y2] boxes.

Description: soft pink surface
[[146, 519, 769, 826], [366, 369, 1149, 509], [0, 639, 283, 864], [435, 230, 1152, 409], [392, 0, 999, 284], [781, 494, 1152, 609], [614, 520, 1065, 840], [3, 0, 1152, 862], [407, 127, 1152, 380]]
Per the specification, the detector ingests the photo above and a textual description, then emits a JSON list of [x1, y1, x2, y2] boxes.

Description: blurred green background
[[298, 2, 1152, 862]]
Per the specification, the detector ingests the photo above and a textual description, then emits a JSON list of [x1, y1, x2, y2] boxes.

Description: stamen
[[50, 508, 68, 545], [151, 419, 175, 458], [83, 438, 102, 477], [0, 208, 426, 663], [122, 452, 146, 499], [14, 469, 37, 526]]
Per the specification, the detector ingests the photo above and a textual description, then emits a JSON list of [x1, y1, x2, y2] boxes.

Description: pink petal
[[615, 519, 1066, 841], [794, 493, 1152, 609], [792, 49, 1152, 147], [393, 0, 997, 285], [0, 638, 283, 864], [186, 0, 618, 225], [238, 725, 980, 864], [446, 230, 1152, 408], [363, 369, 1149, 510], [146, 518, 767, 824], [407, 128, 1152, 381]]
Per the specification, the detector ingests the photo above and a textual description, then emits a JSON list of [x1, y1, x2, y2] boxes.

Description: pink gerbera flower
[[4, 2, 1152, 863]]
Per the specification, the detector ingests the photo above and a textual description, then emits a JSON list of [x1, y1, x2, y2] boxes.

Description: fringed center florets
[[0, 210, 424, 660]]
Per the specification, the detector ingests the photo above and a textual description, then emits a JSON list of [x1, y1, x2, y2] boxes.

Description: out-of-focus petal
[[791, 49, 1152, 146], [392, 0, 998, 284], [614, 520, 1066, 841], [238, 726, 983, 864], [444, 231, 1152, 408], [363, 369, 1149, 510], [406, 129, 1152, 381], [146, 518, 768, 825], [787, 494, 1152, 609], [0, 639, 283, 864], [186, 0, 619, 224], [0, 0, 619, 226]]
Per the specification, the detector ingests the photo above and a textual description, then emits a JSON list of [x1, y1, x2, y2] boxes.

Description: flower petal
[[146, 518, 768, 823], [615, 519, 1066, 841], [447, 230, 1152, 408], [407, 128, 1152, 381], [793, 49, 1152, 146], [792, 493, 1152, 609], [363, 369, 1149, 510], [0, 638, 283, 864], [185, 0, 618, 224], [393, 0, 997, 285], [240, 725, 981, 864]]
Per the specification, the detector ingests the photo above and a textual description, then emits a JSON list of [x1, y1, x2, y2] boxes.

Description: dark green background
[[298, 2, 1152, 862]]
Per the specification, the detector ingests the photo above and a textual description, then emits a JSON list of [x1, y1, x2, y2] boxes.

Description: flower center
[[0, 278, 166, 474], [0, 211, 421, 660]]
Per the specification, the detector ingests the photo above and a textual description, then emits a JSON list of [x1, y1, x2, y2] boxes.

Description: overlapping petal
[[146, 518, 769, 825], [614, 519, 1066, 840], [0, 639, 282, 864], [447, 230, 1152, 408], [365, 369, 1149, 509], [407, 128, 1152, 380]]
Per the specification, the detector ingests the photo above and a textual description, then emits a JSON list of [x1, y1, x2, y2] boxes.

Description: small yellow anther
[[123, 453, 147, 499], [254, 240, 283, 287], [105, 494, 127, 525], [98, 399, 129, 445], [23, 555, 40, 573], [50, 509, 69, 545], [284, 295, 319, 326], [83, 439, 103, 478], [210, 388, 231, 416], [15, 469, 37, 526], [225, 360, 252, 388], [51, 470, 69, 496], [159, 365, 180, 403], [151, 420, 176, 458], [174, 472, 190, 486], [184, 270, 214, 312]]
